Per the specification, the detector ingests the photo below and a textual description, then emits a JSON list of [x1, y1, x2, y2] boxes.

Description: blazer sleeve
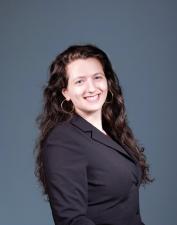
[[43, 125, 95, 225]]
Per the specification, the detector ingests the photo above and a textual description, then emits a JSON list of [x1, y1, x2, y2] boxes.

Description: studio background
[[1, 1, 177, 225]]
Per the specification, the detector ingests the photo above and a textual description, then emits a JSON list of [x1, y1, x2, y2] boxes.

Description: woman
[[35, 44, 153, 225]]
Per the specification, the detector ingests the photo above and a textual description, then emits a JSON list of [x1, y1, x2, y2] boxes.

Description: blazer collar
[[70, 114, 137, 164]]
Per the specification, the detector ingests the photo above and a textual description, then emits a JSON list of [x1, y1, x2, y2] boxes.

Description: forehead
[[66, 58, 104, 79]]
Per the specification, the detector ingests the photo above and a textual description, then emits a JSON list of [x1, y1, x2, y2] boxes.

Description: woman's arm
[[43, 125, 95, 225]]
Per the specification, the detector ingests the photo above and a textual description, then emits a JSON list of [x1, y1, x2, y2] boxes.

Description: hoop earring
[[105, 90, 113, 104], [61, 99, 74, 114]]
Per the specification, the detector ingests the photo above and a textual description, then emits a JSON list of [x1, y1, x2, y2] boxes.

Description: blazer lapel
[[70, 114, 137, 164]]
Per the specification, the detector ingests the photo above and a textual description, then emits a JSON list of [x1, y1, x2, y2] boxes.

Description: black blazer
[[43, 114, 145, 225]]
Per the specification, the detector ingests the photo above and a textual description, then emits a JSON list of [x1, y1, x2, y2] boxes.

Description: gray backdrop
[[0, 1, 177, 225]]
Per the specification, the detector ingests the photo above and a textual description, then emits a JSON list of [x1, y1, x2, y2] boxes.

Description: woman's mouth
[[84, 94, 100, 102]]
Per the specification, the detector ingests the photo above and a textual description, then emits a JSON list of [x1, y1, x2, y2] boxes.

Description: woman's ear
[[62, 88, 70, 101]]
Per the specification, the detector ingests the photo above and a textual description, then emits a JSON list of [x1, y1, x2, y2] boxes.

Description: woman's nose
[[87, 79, 96, 92]]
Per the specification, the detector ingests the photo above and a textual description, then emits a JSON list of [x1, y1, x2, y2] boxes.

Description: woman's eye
[[95, 76, 102, 79], [75, 79, 84, 84]]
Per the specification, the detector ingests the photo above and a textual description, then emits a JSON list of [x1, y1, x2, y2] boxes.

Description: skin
[[62, 58, 108, 133]]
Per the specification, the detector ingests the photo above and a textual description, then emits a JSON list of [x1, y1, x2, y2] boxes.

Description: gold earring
[[61, 99, 74, 114], [105, 90, 113, 104]]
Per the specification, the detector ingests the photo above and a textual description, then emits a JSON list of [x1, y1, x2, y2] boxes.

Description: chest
[[82, 136, 141, 203]]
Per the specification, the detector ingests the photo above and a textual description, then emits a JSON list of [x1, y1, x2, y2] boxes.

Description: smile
[[84, 94, 100, 102]]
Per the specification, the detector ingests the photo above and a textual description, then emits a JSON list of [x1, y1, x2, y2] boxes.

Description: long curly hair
[[34, 44, 153, 197]]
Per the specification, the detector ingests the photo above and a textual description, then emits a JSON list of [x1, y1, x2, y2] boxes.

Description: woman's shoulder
[[46, 119, 73, 141], [43, 117, 87, 157], [44, 114, 92, 148]]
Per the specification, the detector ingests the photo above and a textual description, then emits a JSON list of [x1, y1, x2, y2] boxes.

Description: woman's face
[[62, 58, 108, 117]]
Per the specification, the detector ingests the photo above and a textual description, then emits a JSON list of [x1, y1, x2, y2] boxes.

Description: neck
[[76, 111, 105, 134]]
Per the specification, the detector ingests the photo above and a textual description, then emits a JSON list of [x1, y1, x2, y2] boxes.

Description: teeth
[[85, 94, 99, 101]]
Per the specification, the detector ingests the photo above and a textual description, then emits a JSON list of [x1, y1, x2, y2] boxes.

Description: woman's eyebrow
[[93, 72, 104, 76], [73, 72, 104, 80], [73, 75, 86, 80]]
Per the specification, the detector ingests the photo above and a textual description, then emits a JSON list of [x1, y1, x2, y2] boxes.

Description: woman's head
[[62, 57, 108, 118], [47, 44, 121, 119]]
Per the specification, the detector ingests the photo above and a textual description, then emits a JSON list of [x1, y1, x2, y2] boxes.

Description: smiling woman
[[34, 44, 153, 225], [62, 58, 108, 124]]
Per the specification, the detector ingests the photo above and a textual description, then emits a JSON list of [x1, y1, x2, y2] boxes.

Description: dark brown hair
[[34, 44, 153, 197]]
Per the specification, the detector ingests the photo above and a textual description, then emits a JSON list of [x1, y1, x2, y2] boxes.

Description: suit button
[[136, 209, 139, 215], [134, 180, 138, 186]]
